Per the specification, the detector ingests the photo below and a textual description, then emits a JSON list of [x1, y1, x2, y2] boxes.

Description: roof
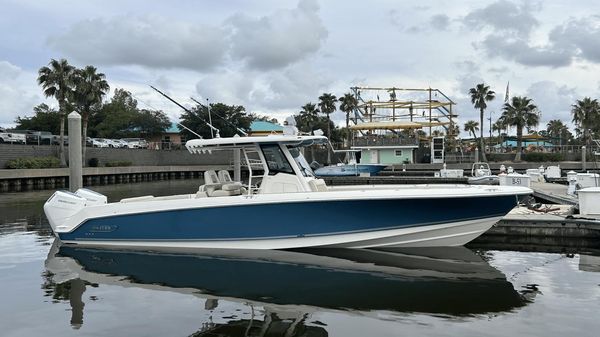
[[165, 122, 180, 133], [186, 135, 328, 153], [250, 120, 283, 133]]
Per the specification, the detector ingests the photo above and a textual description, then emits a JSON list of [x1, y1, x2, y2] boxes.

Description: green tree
[[15, 104, 61, 134], [318, 93, 337, 164], [469, 83, 495, 162], [546, 119, 571, 146], [571, 97, 600, 148], [135, 109, 172, 137], [295, 103, 319, 135], [37, 59, 76, 166], [463, 120, 479, 140], [501, 96, 540, 161], [338, 93, 358, 146], [72, 65, 110, 164], [179, 102, 252, 140], [91, 89, 139, 138]]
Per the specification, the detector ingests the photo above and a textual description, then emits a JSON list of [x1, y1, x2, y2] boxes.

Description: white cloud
[[0, 61, 42, 127], [48, 15, 230, 71], [525, 81, 578, 128], [227, 0, 327, 70]]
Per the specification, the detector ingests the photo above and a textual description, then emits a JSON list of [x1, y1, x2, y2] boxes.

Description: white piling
[[68, 112, 83, 192]]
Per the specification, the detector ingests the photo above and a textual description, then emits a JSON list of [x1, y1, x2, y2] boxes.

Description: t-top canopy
[[186, 135, 329, 153]]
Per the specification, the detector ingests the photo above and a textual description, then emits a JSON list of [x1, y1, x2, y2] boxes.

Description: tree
[[318, 93, 337, 164], [92, 89, 139, 138], [72, 65, 110, 164], [546, 119, 571, 146], [37, 59, 76, 166], [295, 103, 320, 135], [179, 102, 253, 140], [135, 109, 172, 137], [492, 119, 504, 138], [464, 120, 479, 140], [501, 96, 540, 161], [15, 104, 61, 134], [469, 83, 495, 162], [338, 93, 358, 146], [571, 97, 600, 148]]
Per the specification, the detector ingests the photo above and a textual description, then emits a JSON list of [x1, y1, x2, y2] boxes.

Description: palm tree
[[492, 120, 504, 138], [501, 96, 540, 161], [464, 120, 479, 140], [73, 66, 110, 165], [338, 93, 358, 146], [298, 103, 320, 161], [546, 119, 569, 146], [38, 59, 76, 166], [318, 93, 337, 163], [469, 83, 495, 162], [571, 97, 600, 148]]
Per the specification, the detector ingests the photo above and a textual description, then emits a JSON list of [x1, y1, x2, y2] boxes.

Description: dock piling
[[68, 112, 83, 192]]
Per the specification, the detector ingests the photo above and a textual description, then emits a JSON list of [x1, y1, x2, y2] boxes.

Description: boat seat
[[218, 170, 243, 191], [200, 170, 243, 197], [308, 179, 328, 192]]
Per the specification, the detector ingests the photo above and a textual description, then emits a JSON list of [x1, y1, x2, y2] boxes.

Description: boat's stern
[[43, 188, 107, 237]]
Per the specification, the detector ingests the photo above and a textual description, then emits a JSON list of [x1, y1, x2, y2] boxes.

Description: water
[[1, 180, 600, 336]]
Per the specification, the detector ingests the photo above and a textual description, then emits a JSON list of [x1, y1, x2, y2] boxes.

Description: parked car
[[105, 139, 126, 148], [26, 131, 54, 144], [0, 129, 26, 144], [122, 138, 148, 149], [114, 139, 130, 148], [52, 135, 69, 146], [91, 138, 109, 148]]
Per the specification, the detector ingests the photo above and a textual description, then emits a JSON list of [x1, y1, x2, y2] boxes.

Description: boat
[[313, 149, 388, 176], [467, 162, 499, 185], [43, 135, 531, 249], [44, 242, 528, 316]]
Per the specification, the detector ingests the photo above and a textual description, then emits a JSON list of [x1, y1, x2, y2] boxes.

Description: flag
[[504, 81, 510, 102]]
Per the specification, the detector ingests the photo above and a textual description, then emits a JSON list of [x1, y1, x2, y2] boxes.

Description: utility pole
[[207, 98, 214, 138], [488, 111, 493, 140]]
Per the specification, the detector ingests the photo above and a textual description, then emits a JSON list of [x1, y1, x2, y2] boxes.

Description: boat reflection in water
[[45, 242, 529, 334]]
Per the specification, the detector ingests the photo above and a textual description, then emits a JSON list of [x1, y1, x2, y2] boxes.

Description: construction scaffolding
[[349, 87, 458, 138]]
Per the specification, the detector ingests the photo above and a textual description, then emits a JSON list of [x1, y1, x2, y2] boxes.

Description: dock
[[530, 181, 578, 206]]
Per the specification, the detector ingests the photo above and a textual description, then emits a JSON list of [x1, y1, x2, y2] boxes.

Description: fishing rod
[[149, 85, 220, 138], [190, 97, 248, 136]]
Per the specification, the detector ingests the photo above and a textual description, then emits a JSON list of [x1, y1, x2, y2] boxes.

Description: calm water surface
[[1, 180, 600, 336]]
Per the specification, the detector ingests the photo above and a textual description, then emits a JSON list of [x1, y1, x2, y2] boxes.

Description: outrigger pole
[[149, 85, 220, 138], [190, 97, 248, 137]]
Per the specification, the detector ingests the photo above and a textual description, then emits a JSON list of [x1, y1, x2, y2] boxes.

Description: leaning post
[[582, 146, 587, 172], [68, 112, 83, 192]]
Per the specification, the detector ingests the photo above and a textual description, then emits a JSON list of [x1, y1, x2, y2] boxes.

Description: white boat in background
[[43, 135, 531, 249], [468, 162, 499, 185]]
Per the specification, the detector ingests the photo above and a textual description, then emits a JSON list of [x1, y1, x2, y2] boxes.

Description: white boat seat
[[308, 179, 328, 192], [218, 170, 233, 182], [204, 170, 222, 186]]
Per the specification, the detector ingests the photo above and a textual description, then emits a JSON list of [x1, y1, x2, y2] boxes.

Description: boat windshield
[[289, 147, 315, 177], [260, 144, 295, 175]]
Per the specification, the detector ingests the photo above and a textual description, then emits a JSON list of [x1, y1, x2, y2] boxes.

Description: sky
[[1, 0, 599, 137]]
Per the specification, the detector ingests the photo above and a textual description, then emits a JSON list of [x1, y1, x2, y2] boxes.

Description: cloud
[[227, 0, 327, 70], [463, 0, 540, 37], [0, 61, 42, 127], [525, 81, 578, 125], [48, 15, 230, 71], [549, 15, 600, 64], [430, 14, 451, 31], [480, 34, 573, 67]]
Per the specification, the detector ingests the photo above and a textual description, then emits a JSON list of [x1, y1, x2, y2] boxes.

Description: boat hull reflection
[[45, 243, 527, 316]]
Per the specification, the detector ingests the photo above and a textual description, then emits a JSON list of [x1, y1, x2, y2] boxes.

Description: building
[[147, 123, 185, 149], [249, 121, 283, 136]]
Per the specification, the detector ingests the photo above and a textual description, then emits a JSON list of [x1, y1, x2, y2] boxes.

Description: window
[[260, 144, 295, 175], [395, 150, 403, 156]]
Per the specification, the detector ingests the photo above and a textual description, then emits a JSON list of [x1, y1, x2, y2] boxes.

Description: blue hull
[[314, 164, 387, 176], [59, 196, 517, 243]]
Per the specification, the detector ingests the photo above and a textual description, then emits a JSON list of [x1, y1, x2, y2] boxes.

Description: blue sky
[[1, 0, 599, 137]]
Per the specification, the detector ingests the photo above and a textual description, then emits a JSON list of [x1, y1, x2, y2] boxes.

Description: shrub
[[104, 160, 132, 167], [522, 152, 564, 162], [5, 156, 60, 169], [88, 158, 99, 167]]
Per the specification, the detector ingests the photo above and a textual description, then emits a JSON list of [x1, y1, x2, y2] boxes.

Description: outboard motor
[[43, 191, 87, 236]]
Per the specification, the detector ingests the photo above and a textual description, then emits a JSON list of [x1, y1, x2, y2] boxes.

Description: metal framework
[[349, 86, 458, 138]]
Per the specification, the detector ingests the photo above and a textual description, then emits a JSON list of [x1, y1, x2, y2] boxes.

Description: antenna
[[190, 97, 248, 136], [149, 85, 220, 138]]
